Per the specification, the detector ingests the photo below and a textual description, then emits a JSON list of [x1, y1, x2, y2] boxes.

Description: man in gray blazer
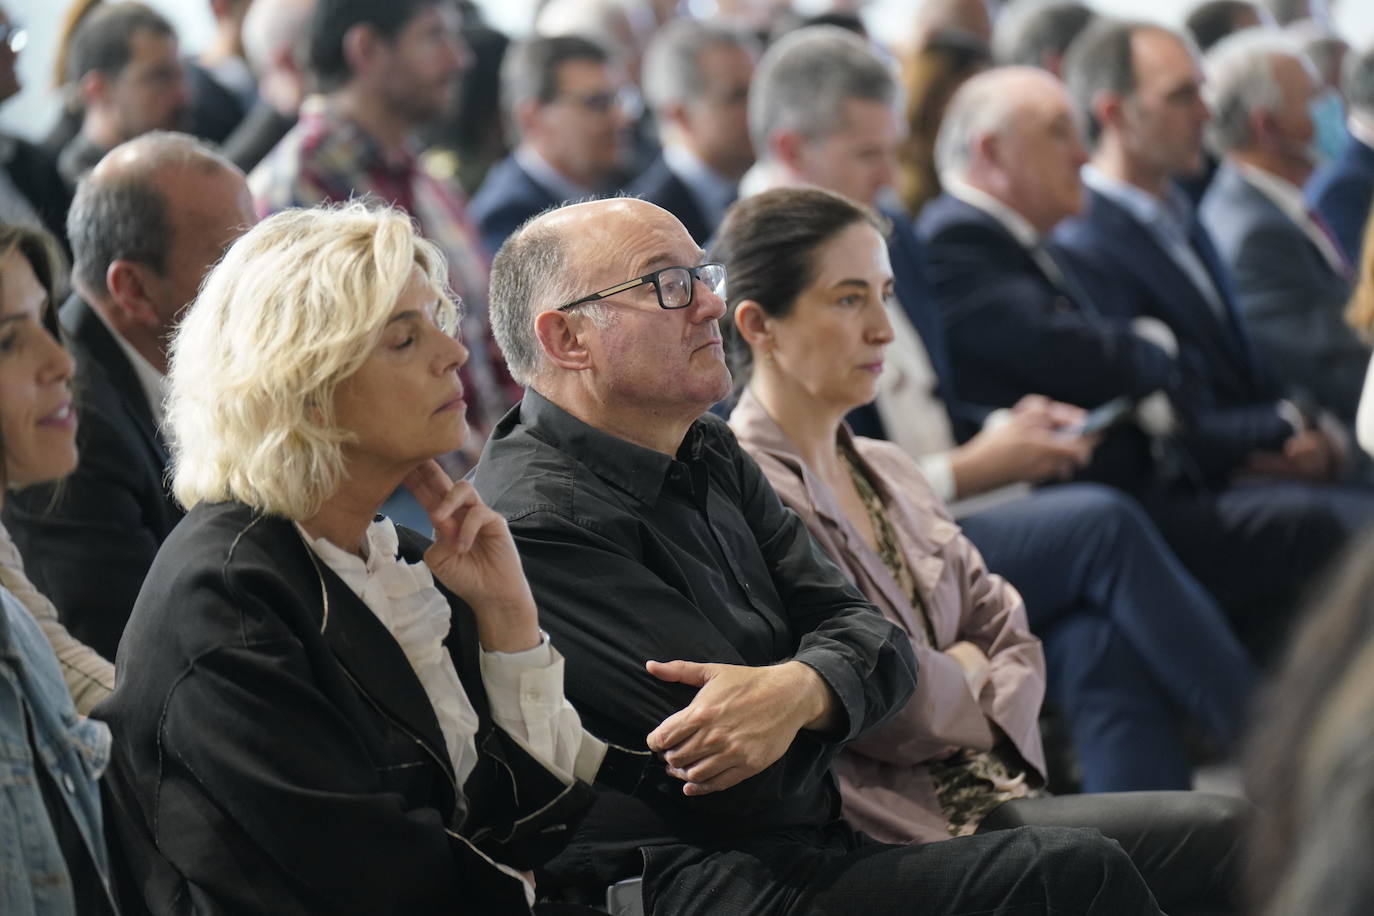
[[1199, 29, 1369, 424]]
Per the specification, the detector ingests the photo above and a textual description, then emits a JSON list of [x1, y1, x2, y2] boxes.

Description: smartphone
[[1060, 396, 1133, 439]]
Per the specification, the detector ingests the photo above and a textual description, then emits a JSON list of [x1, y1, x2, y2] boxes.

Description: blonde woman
[[95, 204, 641, 914]]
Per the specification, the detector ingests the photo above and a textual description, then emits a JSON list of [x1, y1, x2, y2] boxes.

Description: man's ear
[[533, 310, 594, 371], [974, 129, 1001, 170], [105, 260, 161, 328], [661, 99, 691, 133], [771, 128, 807, 174], [732, 300, 772, 351], [341, 23, 383, 80], [1092, 89, 1125, 137], [1249, 107, 1279, 149], [77, 70, 110, 109], [514, 98, 543, 141]]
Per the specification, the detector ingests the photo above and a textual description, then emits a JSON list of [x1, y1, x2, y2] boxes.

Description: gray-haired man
[[1198, 30, 1368, 425]]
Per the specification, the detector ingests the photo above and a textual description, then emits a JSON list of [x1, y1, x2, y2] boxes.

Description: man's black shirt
[[470, 389, 916, 854]]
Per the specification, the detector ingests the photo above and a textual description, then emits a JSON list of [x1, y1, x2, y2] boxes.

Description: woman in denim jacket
[[0, 222, 118, 914]]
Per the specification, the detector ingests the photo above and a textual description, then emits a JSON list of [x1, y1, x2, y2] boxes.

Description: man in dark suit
[[57, 3, 192, 190], [3, 132, 255, 660], [1054, 18, 1373, 643], [1199, 31, 1367, 425], [629, 20, 758, 245], [470, 35, 631, 255], [1307, 44, 1374, 264], [0, 5, 72, 252], [919, 65, 1182, 496]]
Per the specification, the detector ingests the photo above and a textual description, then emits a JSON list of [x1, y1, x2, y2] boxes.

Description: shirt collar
[[519, 387, 708, 506], [1231, 161, 1308, 225], [1082, 164, 1194, 241], [737, 159, 794, 200], [663, 144, 738, 221], [1348, 113, 1374, 152], [514, 145, 600, 202], [727, 387, 881, 532], [941, 175, 1041, 248], [89, 303, 169, 428]]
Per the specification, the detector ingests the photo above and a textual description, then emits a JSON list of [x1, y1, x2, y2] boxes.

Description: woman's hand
[[943, 641, 991, 698], [403, 460, 540, 653]]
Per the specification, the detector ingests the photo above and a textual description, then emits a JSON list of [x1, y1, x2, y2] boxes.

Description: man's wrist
[[787, 661, 839, 732]]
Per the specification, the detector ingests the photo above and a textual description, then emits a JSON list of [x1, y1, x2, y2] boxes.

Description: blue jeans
[[959, 484, 1257, 791]]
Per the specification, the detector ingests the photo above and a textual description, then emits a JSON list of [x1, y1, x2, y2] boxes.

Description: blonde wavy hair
[[167, 203, 458, 520]]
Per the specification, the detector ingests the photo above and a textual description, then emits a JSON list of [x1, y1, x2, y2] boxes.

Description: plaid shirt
[[250, 96, 519, 471]]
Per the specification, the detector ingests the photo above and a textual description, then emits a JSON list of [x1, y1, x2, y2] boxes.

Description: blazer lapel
[[303, 534, 457, 783], [61, 295, 171, 467], [1089, 191, 1253, 373]]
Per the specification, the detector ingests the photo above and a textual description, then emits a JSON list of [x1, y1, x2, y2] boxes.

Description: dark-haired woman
[[718, 187, 1254, 914], [0, 223, 117, 914]]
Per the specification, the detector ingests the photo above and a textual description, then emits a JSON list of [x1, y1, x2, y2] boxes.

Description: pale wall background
[[4, 0, 1374, 141]]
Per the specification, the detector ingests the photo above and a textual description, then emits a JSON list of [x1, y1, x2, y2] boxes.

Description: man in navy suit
[[470, 35, 631, 255], [1054, 18, 1372, 641], [919, 66, 1182, 496], [628, 20, 758, 245], [1199, 31, 1367, 425], [3, 133, 255, 661], [1307, 45, 1374, 264]]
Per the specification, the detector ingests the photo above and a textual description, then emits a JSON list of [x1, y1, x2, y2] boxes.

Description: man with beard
[[58, 3, 190, 189], [251, 0, 517, 470]]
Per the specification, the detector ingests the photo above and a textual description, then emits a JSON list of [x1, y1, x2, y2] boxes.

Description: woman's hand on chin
[[403, 460, 541, 653]]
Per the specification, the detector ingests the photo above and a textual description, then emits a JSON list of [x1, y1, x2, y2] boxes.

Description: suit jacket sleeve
[[1056, 219, 1294, 476], [1225, 220, 1368, 421], [925, 225, 1177, 408]]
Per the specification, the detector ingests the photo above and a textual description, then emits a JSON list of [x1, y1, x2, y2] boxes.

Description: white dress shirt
[[89, 304, 169, 429]]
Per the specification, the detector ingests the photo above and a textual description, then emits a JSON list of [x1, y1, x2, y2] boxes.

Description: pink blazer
[[729, 390, 1046, 844]]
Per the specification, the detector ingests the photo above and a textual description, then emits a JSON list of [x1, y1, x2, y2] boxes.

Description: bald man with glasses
[[471, 197, 1164, 916]]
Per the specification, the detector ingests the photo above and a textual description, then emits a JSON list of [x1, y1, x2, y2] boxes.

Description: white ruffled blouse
[[298, 518, 606, 791]]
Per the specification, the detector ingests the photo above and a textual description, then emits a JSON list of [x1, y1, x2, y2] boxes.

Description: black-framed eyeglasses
[[556, 263, 727, 312]]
